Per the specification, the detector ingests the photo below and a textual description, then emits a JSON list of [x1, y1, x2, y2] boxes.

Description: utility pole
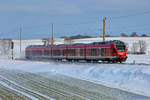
[[51, 23, 54, 45], [103, 17, 106, 41], [19, 27, 22, 53]]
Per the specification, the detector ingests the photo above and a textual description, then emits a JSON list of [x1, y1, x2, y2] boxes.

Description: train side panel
[[25, 40, 127, 63]]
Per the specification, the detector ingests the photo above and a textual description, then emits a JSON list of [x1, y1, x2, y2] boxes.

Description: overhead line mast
[[103, 17, 106, 41], [51, 23, 54, 45]]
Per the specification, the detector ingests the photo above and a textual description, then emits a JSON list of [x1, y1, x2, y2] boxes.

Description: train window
[[44, 50, 51, 55], [52, 49, 67, 56], [91, 48, 97, 56], [73, 49, 75, 56], [41, 50, 43, 56], [38, 50, 42, 55], [53, 50, 56, 55], [101, 48, 106, 56], [80, 48, 84, 56], [31, 50, 34, 56], [68, 49, 76, 56], [99, 48, 101, 56], [86, 48, 91, 56], [78, 49, 80, 56], [32, 50, 35, 56], [91, 49, 93, 56], [53, 50, 61, 56], [86, 49, 88, 55], [94, 48, 97, 56], [87, 48, 91, 56], [62, 49, 65, 56], [31, 50, 42, 56], [29, 50, 32, 56], [116, 45, 125, 52], [68, 49, 71, 56], [96, 48, 99, 56]]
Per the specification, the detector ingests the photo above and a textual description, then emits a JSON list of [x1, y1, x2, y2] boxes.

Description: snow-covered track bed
[[0, 84, 31, 100], [0, 69, 150, 100], [0, 75, 55, 100]]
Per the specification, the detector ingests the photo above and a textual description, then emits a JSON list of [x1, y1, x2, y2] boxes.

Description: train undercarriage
[[26, 56, 127, 63]]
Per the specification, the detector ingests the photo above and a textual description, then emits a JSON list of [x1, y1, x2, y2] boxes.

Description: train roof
[[26, 40, 125, 48]]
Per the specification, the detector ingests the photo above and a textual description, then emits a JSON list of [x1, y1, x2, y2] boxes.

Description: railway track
[[0, 85, 31, 100], [0, 69, 95, 100], [0, 68, 150, 100], [0, 75, 55, 100]]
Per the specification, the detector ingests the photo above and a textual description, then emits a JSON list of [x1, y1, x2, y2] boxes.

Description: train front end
[[112, 40, 128, 63]]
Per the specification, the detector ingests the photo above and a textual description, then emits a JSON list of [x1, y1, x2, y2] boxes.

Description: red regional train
[[25, 40, 128, 63]]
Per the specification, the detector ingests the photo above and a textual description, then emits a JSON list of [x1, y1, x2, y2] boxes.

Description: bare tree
[[0, 39, 12, 55], [141, 34, 148, 37], [64, 38, 73, 44], [138, 40, 146, 54], [121, 33, 128, 37], [42, 38, 55, 45], [42, 38, 49, 46], [131, 42, 138, 54], [130, 40, 147, 54], [130, 32, 138, 37]]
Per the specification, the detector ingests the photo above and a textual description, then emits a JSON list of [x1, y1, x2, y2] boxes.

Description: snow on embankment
[[0, 59, 150, 97], [127, 54, 150, 64]]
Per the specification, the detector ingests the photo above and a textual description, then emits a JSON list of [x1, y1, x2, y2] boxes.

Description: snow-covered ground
[[127, 54, 150, 64], [0, 54, 150, 97], [0, 37, 150, 98]]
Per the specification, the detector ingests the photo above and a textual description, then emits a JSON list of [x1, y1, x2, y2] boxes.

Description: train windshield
[[116, 44, 125, 52], [111, 40, 126, 52]]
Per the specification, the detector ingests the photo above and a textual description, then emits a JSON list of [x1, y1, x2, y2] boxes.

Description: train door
[[101, 48, 106, 56], [44, 49, 51, 57], [77, 48, 85, 60]]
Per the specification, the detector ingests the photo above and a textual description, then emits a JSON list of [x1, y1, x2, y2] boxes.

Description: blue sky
[[0, 0, 150, 39]]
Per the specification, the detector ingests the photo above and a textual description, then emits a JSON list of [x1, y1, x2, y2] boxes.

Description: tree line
[[120, 32, 148, 37]]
